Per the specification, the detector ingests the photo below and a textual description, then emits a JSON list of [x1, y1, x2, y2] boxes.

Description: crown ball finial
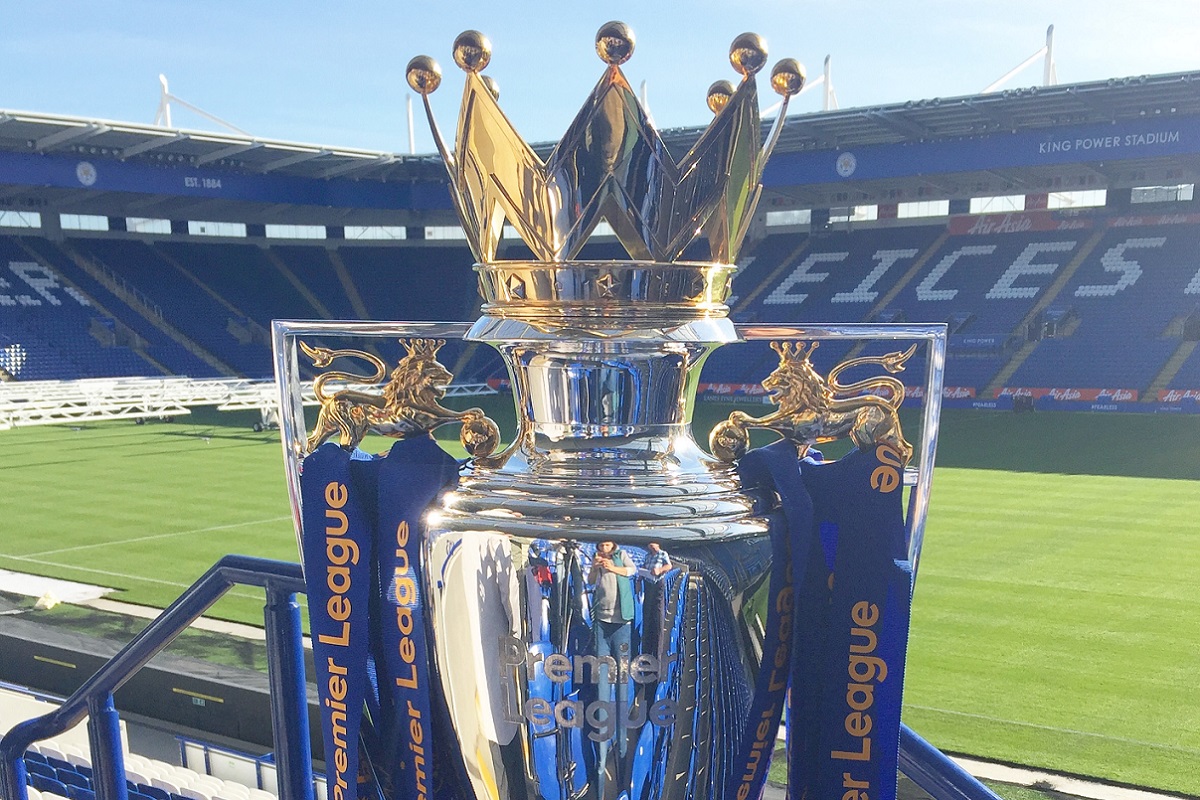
[[481, 74, 500, 100], [729, 32, 768, 77], [596, 21, 635, 65], [706, 80, 735, 114], [453, 30, 492, 73], [770, 58, 806, 97], [406, 55, 443, 95]]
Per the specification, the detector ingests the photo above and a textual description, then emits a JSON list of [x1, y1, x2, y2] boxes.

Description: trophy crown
[[408, 23, 804, 270]]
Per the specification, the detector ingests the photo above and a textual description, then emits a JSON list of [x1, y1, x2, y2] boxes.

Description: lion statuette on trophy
[[710, 341, 915, 464], [301, 338, 499, 457]]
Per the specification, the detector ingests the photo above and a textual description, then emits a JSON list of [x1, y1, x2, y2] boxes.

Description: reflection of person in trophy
[[643, 541, 672, 578], [525, 540, 554, 641], [587, 540, 637, 763], [641, 542, 672, 662]]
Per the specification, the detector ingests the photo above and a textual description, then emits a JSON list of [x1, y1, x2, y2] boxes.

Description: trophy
[[273, 22, 946, 800]]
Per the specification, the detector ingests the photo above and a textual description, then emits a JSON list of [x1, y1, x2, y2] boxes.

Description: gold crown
[[406, 22, 805, 268]]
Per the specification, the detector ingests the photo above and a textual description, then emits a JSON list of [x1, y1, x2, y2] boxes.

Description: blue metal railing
[[0, 555, 312, 800], [0, 555, 999, 800]]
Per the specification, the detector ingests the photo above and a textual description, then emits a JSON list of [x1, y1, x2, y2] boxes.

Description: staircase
[[1142, 340, 1199, 402], [150, 246, 270, 347], [983, 228, 1107, 397], [732, 239, 810, 315], [325, 249, 372, 320], [263, 248, 334, 320]]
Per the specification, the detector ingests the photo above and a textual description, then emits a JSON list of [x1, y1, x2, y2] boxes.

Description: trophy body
[[277, 24, 947, 800], [426, 298, 771, 800]]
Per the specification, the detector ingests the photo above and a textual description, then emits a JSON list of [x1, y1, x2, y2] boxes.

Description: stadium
[[1, 15, 1199, 800]]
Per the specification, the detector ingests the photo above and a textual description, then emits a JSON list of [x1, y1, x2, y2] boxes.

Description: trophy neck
[[448, 262, 764, 543], [469, 259, 740, 439], [468, 315, 737, 441]]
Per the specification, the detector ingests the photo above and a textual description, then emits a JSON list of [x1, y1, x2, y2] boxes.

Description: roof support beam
[[121, 132, 187, 159], [260, 149, 328, 173], [961, 98, 1017, 131], [193, 141, 263, 166], [864, 109, 933, 140], [35, 123, 111, 152], [319, 154, 395, 179]]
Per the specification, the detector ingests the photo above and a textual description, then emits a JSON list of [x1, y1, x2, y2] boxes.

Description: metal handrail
[[0, 555, 312, 800], [0, 554, 1000, 800]]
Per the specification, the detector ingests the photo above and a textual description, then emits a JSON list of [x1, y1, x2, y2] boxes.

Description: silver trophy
[[274, 22, 945, 800]]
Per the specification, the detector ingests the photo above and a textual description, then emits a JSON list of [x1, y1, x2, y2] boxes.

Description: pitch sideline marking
[[906, 703, 1200, 755], [4, 556, 265, 603], [23, 516, 292, 557]]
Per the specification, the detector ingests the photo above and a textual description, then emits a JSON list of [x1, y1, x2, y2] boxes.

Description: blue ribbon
[[374, 437, 463, 800], [300, 444, 376, 800], [723, 440, 814, 800], [801, 445, 912, 800]]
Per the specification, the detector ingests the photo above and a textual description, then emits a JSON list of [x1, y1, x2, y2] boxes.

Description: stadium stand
[[0, 239, 155, 381], [742, 225, 944, 324], [335, 243, 478, 322], [1010, 221, 1200, 393], [6, 216, 1200, 404], [16, 237, 222, 379], [263, 246, 356, 320]]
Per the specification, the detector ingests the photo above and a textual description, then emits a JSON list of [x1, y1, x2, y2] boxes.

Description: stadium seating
[[266, 245, 358, 319], [336, 243, 479, 322], [3, 217, 1198, 403], [1167, 345, 1200, 389], [0, 238, 157, 380], [741, 225, 945, 324], [4, 732, 283, 800], [1011, 224, 1200, 391]]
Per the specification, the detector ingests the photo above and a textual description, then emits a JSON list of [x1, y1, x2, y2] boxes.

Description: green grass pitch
[[0, 404, 1198, 795]]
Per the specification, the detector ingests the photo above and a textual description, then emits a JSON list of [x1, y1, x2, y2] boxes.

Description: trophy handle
[[709, 340, 916, 465]]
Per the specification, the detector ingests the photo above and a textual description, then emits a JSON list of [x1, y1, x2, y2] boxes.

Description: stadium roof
[[0, 69, 1198, 225]]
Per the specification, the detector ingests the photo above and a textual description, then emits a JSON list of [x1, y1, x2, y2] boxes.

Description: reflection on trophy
[[285, 20, 942, 800]]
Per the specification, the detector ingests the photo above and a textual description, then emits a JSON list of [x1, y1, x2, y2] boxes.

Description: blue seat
[[25, 760, 57, 779], [137, 783, 171, 800], [67, 786, 96, 800], [76, 765, 94, 780], [130, 791, 158, 800], [47, 756, 76, 774], [58, 770, 92, 789], [24, 751, 49, 765], [30, 773, 69, 796]]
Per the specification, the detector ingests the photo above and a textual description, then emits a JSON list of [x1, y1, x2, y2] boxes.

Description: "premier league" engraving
[[498, 636, 679, 742]]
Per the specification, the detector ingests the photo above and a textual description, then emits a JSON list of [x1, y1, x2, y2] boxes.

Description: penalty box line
[[23, 516, 293, 558]]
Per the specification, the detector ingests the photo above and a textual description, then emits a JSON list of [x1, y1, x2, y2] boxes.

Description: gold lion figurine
[[709, 341, 914, 464], [302, 338, 499, 458]]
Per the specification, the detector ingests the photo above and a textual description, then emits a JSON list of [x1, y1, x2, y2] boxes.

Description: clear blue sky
[[2, 1, 1198, 154]]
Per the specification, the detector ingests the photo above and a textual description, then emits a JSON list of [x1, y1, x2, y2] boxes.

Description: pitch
[[0, 405, 1197, 795]]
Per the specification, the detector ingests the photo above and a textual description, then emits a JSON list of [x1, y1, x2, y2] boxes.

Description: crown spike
[[410, 25, 801, 271], [595, 21, 635, 65], [729, 33, 768, 78], [453, 30, 492, 73]]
